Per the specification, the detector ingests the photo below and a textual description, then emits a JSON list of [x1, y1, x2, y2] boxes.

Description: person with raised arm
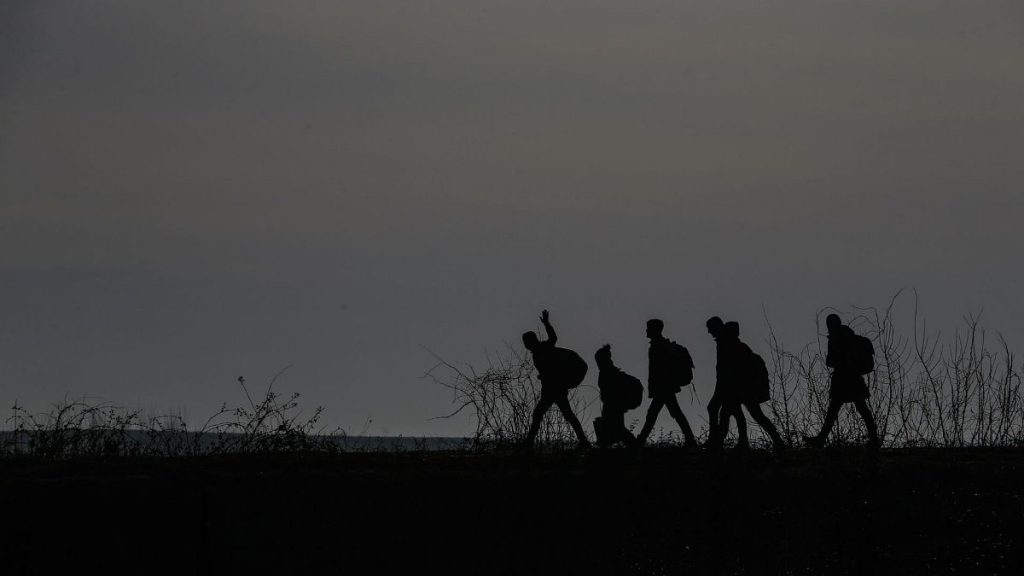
[[522, 309, 591, 448]]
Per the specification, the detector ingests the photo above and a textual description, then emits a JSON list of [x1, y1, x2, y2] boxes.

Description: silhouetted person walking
[[523, 310, 591, 448], [705, 316, 747, 449], [718, 321, 786, 451], [804, 314, 880, 449], [637, 319, 698, 447], [593, 344, 643, 448]]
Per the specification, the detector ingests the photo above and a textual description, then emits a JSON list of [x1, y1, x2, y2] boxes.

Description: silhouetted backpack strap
[[667, 340, 694, 387], [851, 335, 875, 375], [746, 350, 771, 403], [620, 371, 644, 410], [551, 347, 588, 389]]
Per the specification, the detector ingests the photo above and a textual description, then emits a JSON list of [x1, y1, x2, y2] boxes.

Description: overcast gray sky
[[2, 0, 1023, 436]]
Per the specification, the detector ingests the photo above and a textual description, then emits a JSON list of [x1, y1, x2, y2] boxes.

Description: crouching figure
[[593, 344, 643, 447]]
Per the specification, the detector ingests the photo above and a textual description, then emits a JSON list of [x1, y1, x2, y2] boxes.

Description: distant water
[[327, 435, 472, 452], [0, 430, 472, 454]]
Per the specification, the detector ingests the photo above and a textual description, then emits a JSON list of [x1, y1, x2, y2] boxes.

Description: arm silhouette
[[540, 309, 557, 345]]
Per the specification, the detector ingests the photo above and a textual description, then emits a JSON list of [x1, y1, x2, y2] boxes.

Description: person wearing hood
[[803, 314, 880, 449]]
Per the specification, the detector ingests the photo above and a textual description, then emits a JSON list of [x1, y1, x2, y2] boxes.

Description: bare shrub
[[424, 345, 594, 448], [203, 371, 329, 453], [4, 399, 147, 458], [427, 291, 1023, 451], [764, 291, 1024, 448], [427, 293, 1022, 451], [2, 368, 334, 459]]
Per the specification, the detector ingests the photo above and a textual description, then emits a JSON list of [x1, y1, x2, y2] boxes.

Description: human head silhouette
[[522, 331, 539, 351], [706, 316, 724, 338], [646, 318, 664, 340], [826, 313, 842, 334], [725, 321, 740, 340], [595, 344, 612, 369]]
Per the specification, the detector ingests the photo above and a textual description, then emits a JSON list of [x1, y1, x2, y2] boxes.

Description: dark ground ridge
[[1, 448, 1022, 575]]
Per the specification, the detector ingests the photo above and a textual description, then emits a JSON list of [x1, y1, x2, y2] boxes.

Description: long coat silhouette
[[826, 324, 871, 402], [804, 314, 880, 448]]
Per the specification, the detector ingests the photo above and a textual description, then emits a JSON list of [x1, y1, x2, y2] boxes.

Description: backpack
[[550, 347, 588, 389], [619, 371, 644, 411], [746, 350, 771, 403], [667, 341, 694, 387], [851, 335, 875, 375]]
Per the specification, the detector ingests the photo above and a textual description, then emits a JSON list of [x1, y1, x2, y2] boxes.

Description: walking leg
[[854, 399, 880, 448], [804, 399, 842, 447], [731, 403, 749, 449], [637, 399, 664, 445], [556, 395, 591, 447], [665, 395, 698, 447], [746, 402, 785, 450], [621, 423, 637, 446], [524, 396, 554, 446], [706, 393, 723, 448], [608, 411, 634, 447]]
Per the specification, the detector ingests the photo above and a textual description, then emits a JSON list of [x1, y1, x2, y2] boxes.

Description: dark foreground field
[[1, 448, 1022, 575]]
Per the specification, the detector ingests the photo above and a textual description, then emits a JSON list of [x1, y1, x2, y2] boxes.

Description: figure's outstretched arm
[[540, 309, 557, 345]]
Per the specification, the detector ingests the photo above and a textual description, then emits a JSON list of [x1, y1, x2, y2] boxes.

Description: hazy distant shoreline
[[0, 430, 472, 453]]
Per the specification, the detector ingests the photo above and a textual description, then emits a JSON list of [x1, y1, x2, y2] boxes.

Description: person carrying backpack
[[705, 316, 748, 449], [523, 309, 591, 448], [636, 319, 699, 447], [719, 321, 786, 452], [593, 344, 642, 448], [803, 314, 880, 449]]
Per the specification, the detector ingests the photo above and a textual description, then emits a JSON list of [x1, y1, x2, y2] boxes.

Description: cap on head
[[826, 314, 842, 331]]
